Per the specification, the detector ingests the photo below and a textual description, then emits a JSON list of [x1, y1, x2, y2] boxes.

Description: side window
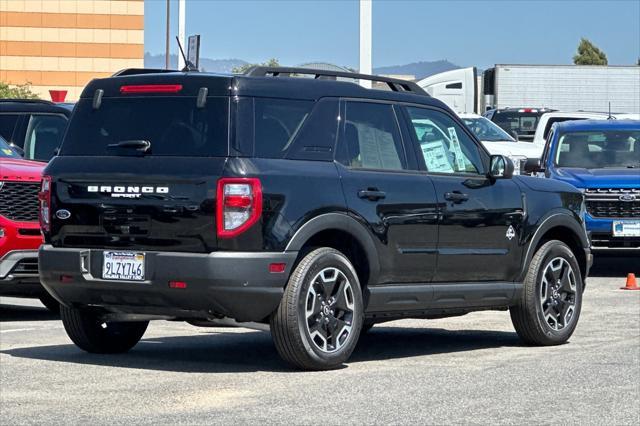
[[23, 114, 68, 161], [342, 101, 406, 170], [286, 98, 339, 161], [254, 98, 313, 159], [0, 114, 21, 143], [405, 107, 483, 174]]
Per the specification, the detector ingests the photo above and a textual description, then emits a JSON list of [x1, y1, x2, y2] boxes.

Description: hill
[[373, 60, 460, 79]]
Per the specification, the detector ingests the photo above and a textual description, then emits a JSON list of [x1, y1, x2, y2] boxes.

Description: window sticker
[[421, 140, 454, 173], [447, 127, 467, 171]]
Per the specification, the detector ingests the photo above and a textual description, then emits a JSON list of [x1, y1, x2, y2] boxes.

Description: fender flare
[[519, 211, 589, 281], [285, 212, 380, 286]]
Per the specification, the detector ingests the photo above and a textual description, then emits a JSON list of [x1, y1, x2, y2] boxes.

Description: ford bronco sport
[[39, 67, 592, 370]]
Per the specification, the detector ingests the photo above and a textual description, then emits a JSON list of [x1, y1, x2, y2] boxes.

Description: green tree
[[232, 58, 280, 74], [0, 81, 40, 99], [573, 38, 608, 65]]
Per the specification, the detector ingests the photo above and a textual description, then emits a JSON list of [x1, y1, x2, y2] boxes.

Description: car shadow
[[1, 325, 520, 373], [589, 254, 639, 277], [0, 303, 59, 322]]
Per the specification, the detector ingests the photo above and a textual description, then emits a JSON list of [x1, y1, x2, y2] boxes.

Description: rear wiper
[[107, 140, 151, 155]]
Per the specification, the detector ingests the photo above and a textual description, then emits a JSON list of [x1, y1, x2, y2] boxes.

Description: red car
[[0, 136, 57, 311]]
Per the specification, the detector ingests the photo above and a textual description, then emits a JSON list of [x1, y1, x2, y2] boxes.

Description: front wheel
[[510, 240, 583, 346], [61, 306, 148, 353], [270, 248, 364, 370]]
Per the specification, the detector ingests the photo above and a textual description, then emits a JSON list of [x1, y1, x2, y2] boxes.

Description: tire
[[60, 305, 148, 354], [39, 292, 60, 313], [270, 247, 364, 370], [510, 240, 583, 346]]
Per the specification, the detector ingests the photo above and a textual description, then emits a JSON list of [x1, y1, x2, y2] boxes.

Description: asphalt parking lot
[[1, 255, 638, 425]]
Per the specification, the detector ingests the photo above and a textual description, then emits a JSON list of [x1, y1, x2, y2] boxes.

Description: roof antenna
[[607, 102, 612, 120], [175, 36, 197, 72]]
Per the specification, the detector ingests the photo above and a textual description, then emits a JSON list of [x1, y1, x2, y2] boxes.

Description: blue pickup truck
[[530, 120, 640, 250]]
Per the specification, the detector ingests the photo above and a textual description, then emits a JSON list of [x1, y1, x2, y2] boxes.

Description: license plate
[[612, 221, 640, 237], [102, 251, 145, 281]]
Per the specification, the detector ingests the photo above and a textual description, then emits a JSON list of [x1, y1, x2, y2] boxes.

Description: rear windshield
[[543, 117, 588, 140], [491, 111, 542, 135], [61, 97, 229, 156]]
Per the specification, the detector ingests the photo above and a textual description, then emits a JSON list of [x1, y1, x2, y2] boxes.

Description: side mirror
[[489, 155, 514, 179], [507, 130, 519, 141], [524, 158, 543, 174]]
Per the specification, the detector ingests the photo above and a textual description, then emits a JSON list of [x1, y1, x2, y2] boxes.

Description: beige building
[[0, 0, 144, 101]]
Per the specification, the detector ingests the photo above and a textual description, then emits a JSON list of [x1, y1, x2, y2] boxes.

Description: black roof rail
[[0, 98, 54, 105], [245, 66, 427, 95], [112, 68, 178, 77]]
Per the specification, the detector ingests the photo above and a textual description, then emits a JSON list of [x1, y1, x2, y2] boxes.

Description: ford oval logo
[[619, 194, 636, 202], [55, 209, 71, 220]]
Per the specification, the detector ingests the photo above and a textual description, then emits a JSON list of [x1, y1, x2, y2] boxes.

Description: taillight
[[119, 84, 183, 94], [39, 176, 52, 232], [216, 178, 262, 238]]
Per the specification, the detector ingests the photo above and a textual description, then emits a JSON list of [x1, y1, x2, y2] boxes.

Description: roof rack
[[112, 68, 178, 77], [245, 66, 427, 95], [0, 98, 54, 105]]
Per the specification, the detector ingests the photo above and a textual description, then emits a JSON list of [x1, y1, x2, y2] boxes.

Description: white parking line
[[0, 328, 37, 333], [0, 324, 64, 334]]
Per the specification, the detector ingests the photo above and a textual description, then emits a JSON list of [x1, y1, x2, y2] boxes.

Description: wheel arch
[[520, 212, 590, 284], [285, 213, 380, 291]]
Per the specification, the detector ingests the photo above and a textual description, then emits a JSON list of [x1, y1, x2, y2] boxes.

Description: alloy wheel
[[304, 267, 356, 353], [540, 257, 577, 331]]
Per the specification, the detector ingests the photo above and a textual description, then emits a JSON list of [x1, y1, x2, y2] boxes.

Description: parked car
[[0, 135, 58, 310], [532, 111, 640, 146], [0, 99, 72, 162], [484, 107, 555, 142], [530, 120, 640, 250], [39, 67, 591, 370], [459, 113, 543, 173]]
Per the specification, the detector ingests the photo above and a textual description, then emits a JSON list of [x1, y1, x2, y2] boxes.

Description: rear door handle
[[444, 191, 468, 203], [358, 189, 386, 201]]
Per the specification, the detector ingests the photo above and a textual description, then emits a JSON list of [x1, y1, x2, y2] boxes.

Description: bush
[[0, 81, 40, 99]]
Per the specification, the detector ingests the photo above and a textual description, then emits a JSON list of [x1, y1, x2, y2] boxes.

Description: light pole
[[359, 0, 372, 88], [165, 0, 170, 69], [178, 0, 186, 69]]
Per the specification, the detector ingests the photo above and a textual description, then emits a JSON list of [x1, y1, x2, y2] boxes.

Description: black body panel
[[46, 156, 223, 252]]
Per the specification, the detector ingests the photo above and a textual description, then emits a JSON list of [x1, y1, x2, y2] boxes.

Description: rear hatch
[[46, 75, 232, 253], [491, 109, 549, 142]]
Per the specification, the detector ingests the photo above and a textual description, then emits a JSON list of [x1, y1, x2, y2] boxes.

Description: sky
[[144, 0, 640, 69]]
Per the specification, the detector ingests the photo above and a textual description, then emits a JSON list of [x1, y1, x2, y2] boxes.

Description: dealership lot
[[0, 255, 638, 424]]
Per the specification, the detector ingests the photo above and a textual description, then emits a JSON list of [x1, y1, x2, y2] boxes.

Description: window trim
[[398, 104, 489, 176], [336, 98, 415, 173]]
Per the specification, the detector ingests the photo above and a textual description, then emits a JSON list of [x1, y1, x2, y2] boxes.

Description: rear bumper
[[39, 245, 298, 322], [0, 250, 43, 297]]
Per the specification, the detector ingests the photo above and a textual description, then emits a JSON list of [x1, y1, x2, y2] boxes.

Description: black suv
[[38, 68, 591, 370], [0, 99, 73, 162], [484, 107, 555, 142]]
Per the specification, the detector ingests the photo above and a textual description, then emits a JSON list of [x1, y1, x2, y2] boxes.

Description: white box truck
[[419, 64, 640, 115]]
